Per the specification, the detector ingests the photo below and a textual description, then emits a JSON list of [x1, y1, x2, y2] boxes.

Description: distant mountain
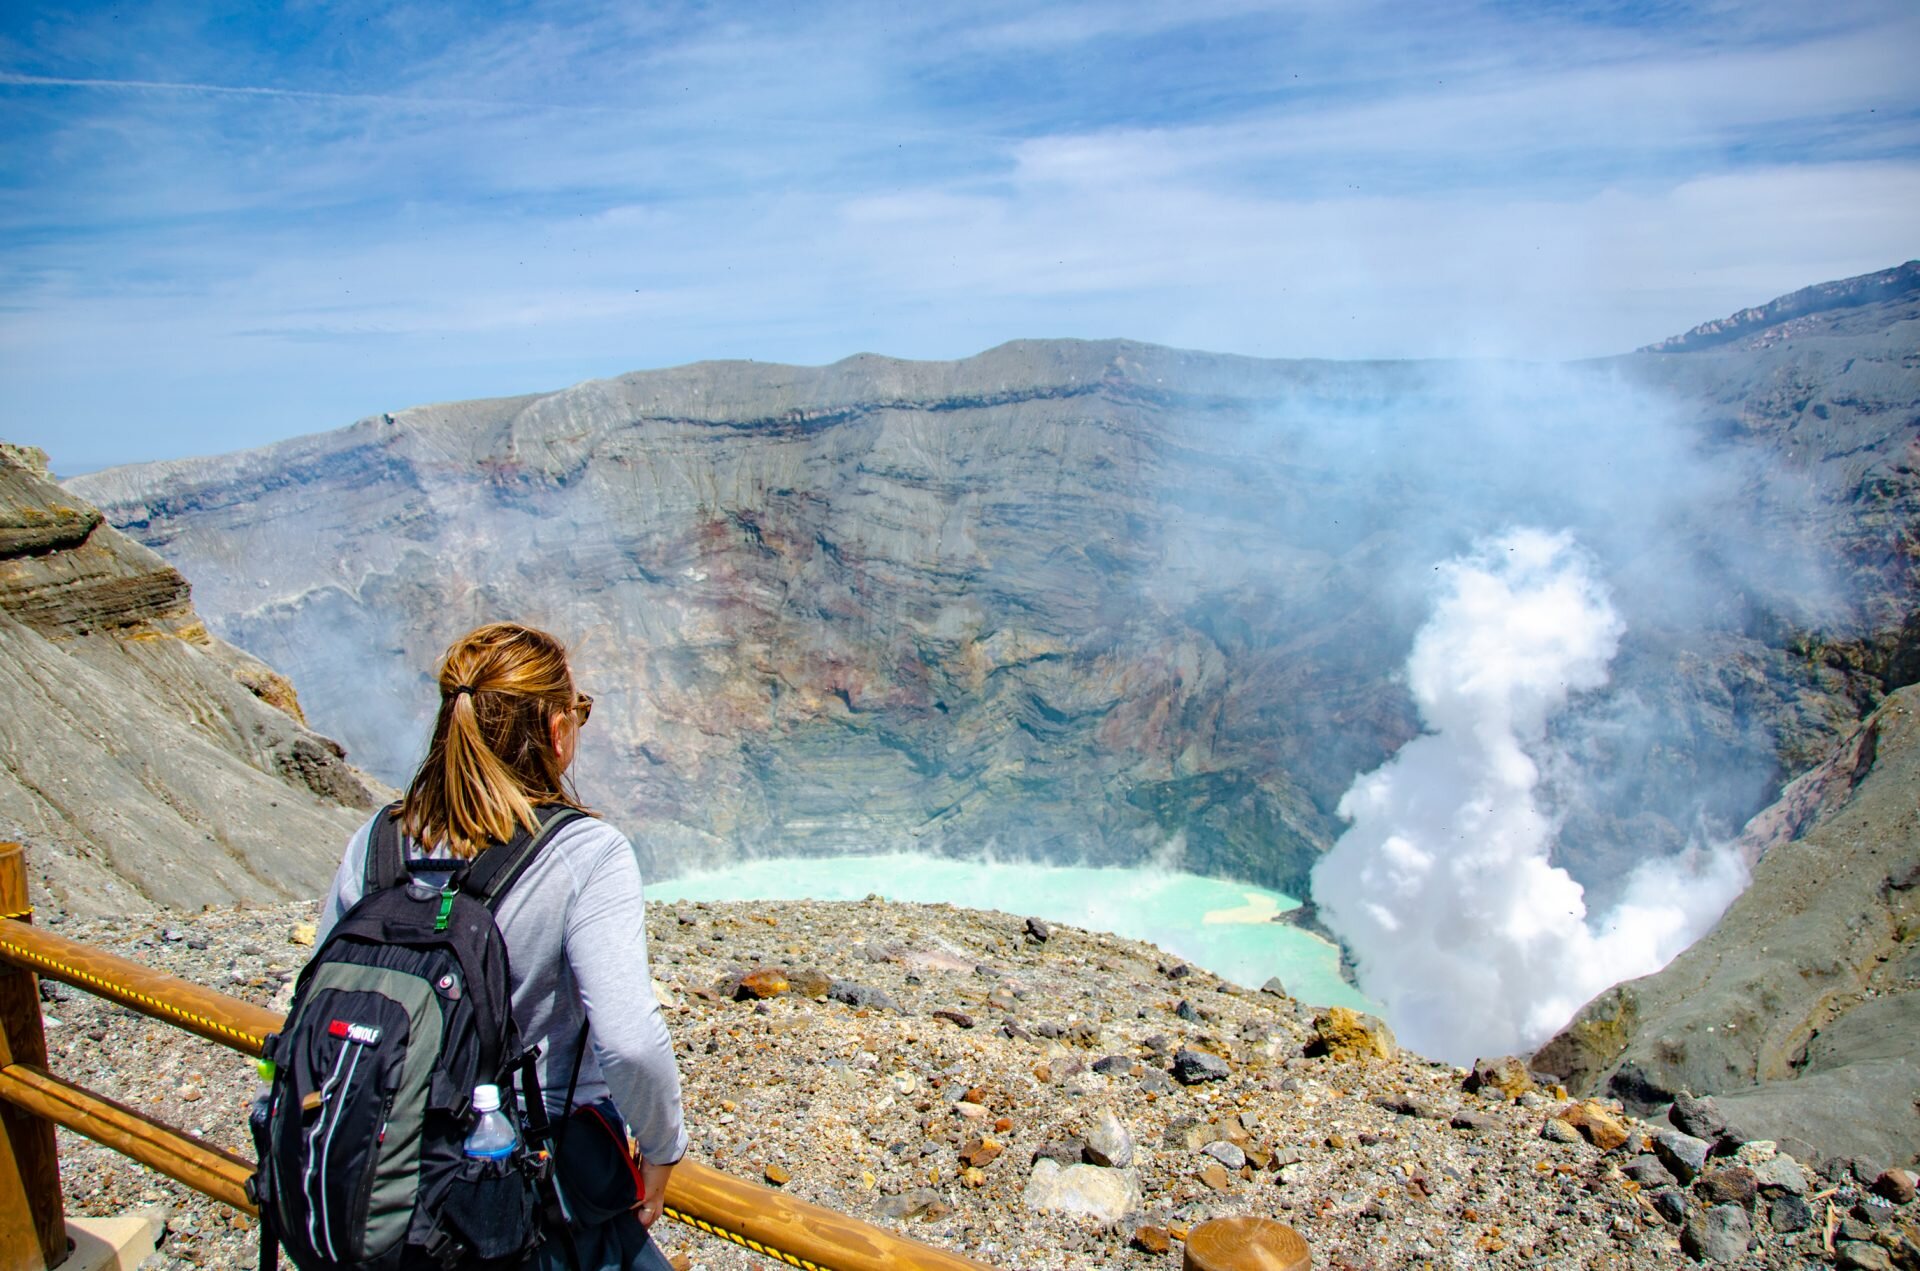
[[0, 444, 383, 913], [1640, 260, 1920, 353], [66, 268, 1920, 908]]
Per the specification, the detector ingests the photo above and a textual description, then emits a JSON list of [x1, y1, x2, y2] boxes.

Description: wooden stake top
[[1183, 1217, 1310, 1271]]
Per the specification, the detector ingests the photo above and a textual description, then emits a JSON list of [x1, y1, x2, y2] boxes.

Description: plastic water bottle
[[464, 1084, 518, 1160]]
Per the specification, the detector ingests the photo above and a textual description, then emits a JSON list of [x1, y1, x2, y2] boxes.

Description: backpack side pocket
[[441, 1152, 538, 1261]]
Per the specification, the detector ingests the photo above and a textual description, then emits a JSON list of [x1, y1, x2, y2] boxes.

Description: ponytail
[[400, 622, 589, 857]]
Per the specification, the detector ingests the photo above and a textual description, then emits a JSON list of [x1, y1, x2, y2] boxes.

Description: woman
[[316, 621, 685, 1270]]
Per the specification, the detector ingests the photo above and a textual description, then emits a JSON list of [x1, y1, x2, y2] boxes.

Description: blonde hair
[[399, 622, 588, 857]]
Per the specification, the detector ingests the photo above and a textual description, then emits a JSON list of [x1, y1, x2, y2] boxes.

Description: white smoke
[[1310, 527, 1750, 1064]]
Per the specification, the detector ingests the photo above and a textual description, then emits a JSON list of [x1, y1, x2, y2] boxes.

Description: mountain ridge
[[1640, 260, 1920, 354]]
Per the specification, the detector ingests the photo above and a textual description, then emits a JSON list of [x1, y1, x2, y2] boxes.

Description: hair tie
[[449, 684, 477, 697]]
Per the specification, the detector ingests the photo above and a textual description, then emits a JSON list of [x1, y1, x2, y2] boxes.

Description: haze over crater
[[69, 266, 1920, 929]]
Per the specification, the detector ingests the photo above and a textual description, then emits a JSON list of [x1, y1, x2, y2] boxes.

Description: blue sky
[[2, 0, 1916, 472]]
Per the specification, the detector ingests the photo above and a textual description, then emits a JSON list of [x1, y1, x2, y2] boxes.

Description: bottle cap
[[472, 1083, 501, 1113]]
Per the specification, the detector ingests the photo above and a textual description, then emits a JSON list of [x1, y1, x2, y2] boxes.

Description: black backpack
[[249, 803, 588, 1271]]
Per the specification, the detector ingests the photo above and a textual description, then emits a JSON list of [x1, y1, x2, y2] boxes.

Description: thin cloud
[[1, 0, 1916, 466], [0, 68, 638, 116]]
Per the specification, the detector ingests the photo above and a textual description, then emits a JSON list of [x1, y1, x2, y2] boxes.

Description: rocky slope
[[64, 264, 1920, 910], [1536, 683, 1920, 1169], [0, 443, 383, 913], [46, 897, 1920, 1270]]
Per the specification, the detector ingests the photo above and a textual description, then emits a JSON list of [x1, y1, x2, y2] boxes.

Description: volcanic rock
[[1200, 1141, 1245, 1171], [1465, 1055, 1538, 1100], [1874, 1168, 1916, 1204], [1130, 1226, 1171, 1254], [1022, 1159, 1138, 1223], [1668, 1093, 1729, 1143], [1307, 1007, 1396, 1063], [1170, 1050, 1229, 1085], [1692, 1166, 1758, 1209], [1768, 1193, 1812, 1233], [1680, 1204, 1751, 1262], [1562, 1101, 1630, 1151], [1653, 1130, 1713, 1183], [733, 968, 790, 1000], [0, 443, 381, 912], [1623, 1155, 1676, 1188], [1748, 1153, 1808, 1196], [1083, 1108, 1133, 1168], [1836, 1243, 1896, 1271]]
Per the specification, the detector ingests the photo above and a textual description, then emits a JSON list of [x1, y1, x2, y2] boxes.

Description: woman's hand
[[634, 1158, 675, 1229]]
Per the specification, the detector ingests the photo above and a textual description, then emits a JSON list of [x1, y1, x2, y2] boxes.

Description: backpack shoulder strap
[[463, 806, 592, 910], [362, 802, 410, 895]]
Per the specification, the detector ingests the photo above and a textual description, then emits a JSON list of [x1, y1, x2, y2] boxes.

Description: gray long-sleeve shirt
[[316, 812, 689, 1166]]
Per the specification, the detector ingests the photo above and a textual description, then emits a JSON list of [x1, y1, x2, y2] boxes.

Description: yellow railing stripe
[[0, 926, 267, 1052], [667, 1207, 831, 1271]]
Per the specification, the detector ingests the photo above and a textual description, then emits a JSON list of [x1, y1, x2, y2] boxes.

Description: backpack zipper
[[346, 1088, 397, 1260]]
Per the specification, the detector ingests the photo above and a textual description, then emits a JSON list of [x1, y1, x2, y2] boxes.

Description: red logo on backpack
[[327, 1019, 383, 1045]]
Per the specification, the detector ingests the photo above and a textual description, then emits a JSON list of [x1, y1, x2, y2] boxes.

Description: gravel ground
[[31, 899, 1919, 1270]]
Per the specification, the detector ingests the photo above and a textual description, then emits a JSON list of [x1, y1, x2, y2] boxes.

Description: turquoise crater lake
[[651, 855, 1375, 1011]]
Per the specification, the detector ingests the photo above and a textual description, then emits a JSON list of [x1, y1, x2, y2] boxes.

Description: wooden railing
[[0, 843, 996, 1271]]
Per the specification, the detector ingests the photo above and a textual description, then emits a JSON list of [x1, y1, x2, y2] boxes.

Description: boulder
[[1171, 1050, 1230, 1085], [1693, 1166, 1759, 1209], [1749, 1154, 1808, 1196], [1563, 1101, 1630, 1151], [1768, 1194, 1812, 1233], [1465, 1056, 1538, 1100], [1307, 1007, 1396, 1063], [1650, 1188, 1688, 1225], [1622, 1155, 1676, 1188], [1872, 1167, 1916, 1204], [1653, 1130, 1713, 1183], [1679, 1204, 1751, 1262], [733, 968, 790, 1000]]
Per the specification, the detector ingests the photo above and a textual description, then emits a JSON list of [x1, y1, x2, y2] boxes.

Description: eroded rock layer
[[0, 444, 384, 913]]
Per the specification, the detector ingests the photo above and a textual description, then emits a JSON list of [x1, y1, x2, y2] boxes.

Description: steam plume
[[1310, 528, 1749, 1063]]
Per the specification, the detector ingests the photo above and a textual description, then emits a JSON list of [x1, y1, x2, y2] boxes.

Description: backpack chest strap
[[363, 805, 590, 911]]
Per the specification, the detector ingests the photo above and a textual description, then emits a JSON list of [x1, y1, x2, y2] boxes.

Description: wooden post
[[1182, 1217, 1309, 1271], [0, 844, 64, 1271]]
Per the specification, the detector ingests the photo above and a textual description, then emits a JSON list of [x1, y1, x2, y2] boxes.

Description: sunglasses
[[570, 694, 593, 726]]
